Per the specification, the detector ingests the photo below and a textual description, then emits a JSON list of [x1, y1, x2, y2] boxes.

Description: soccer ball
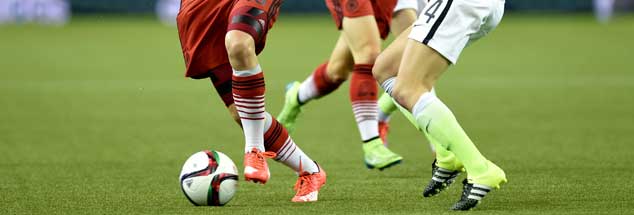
[[179, 150, 239, 206]]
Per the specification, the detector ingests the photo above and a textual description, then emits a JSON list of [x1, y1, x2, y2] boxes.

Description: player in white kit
[[373, 0, 508, 210]]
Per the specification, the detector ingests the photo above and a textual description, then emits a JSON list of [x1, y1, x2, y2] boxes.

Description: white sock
[[232, 65, 266, 153], [275, 139, 319, 174], [352, 101, 379, 141], [381, 77, 437, 97], [263, 113, 319, 174], [381, 77, 396, 96], [411, 92, 438, 118], [298, 75, 319, 104]]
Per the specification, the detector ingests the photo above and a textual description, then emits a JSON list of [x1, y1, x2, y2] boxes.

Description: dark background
[[70, 0, 633, 14]]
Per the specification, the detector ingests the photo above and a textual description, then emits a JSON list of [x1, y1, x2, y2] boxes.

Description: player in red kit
[[277, 0, 409, 170], [176, 0, 326, 202]]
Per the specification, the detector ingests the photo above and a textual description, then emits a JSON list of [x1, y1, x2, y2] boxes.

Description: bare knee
[[326, 59, 353, 83], [225, 31, 255, 64], [352, 45, 380, 64], [373, 53, 399, 84]]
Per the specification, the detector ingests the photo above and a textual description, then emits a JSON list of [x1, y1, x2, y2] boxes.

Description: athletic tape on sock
[[232, 64, 262, 77], [381, 77, 396, 96]]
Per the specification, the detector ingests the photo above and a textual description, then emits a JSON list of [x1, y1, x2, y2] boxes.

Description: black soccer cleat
[[422, 160, 461, 197], [450, 179, 492, 211]]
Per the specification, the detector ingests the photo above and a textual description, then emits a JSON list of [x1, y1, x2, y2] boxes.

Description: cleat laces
[[294, 174, 315, 196]]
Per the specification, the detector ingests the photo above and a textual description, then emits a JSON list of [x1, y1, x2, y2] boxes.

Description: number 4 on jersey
[[424, 0, 443, 23]]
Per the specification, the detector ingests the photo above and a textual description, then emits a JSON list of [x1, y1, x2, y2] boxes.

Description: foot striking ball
[[179, 150, 239, 206]]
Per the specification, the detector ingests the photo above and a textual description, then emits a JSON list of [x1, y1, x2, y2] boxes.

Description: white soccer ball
[[179, 150, 239, 206]]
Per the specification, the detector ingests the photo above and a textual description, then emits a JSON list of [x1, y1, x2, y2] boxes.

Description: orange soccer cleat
[[292, 163, 327, 202], [243, 148, 276, 184], [378, 121, 390, 146]]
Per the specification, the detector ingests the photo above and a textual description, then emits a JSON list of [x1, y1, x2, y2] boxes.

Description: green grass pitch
[[1, 14, 634, 214]]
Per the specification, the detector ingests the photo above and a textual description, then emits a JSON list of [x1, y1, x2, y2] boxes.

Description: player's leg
[[393, 39, 506, 210], [225, 1, 326, 200], [340, 15, 403, 170], [261, 112, 326, 202], [376, 6, 417, 146], [220, 92, 326, 201], [375, 30, 462, 196], [391, 8, 417, 37], [299, 35, 354, 104], [277, 35, 352, 133], [383, 0, 507, 210], [224, 29, 274, 184]]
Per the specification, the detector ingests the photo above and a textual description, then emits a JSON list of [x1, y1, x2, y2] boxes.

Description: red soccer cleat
[[243, 148, 276, 184], [292, 163, 327, 202], [378, 121, 390, 146]]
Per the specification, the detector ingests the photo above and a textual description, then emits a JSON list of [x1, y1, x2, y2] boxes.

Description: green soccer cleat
[[451, 161, 507, 211], [277, 81, 303, 133], [363, 138, 403, 170], [468, 160, 507, 189]]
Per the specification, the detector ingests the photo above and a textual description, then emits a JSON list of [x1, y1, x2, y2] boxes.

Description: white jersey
[[394, 0, 428, 13], [409, 0, 505, 64]]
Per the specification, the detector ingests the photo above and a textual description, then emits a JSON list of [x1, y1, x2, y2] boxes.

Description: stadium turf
[[1, 14, 633, 214]]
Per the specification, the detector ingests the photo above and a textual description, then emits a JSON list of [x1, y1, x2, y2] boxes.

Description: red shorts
[[325, 0, 397, 39], [177, 0, 282, 79]]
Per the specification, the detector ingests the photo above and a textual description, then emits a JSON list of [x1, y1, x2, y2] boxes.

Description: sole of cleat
[[378, 160, 402, 171], [365, 158, 403, 170]]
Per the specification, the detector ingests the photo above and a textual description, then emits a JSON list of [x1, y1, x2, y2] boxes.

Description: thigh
[[373, 26, 412, 82], [390, 8, 416, 36], [341, 15, 382, 63], [394, 39, 449, 109], [326, 35, 355, 78], [324, 0, 374, 30]]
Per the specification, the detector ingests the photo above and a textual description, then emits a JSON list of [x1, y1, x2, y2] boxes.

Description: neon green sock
[[391, 97, 461, 169], [378, 93, 398, 114], [424, 132, 463, 171], [412, 94, 488, 178], [392, 97, 420, 130]]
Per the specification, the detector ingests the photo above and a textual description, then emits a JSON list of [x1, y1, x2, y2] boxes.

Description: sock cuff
[[313, 62, 331, 83], [312, 62, 345, 96], [313, 62, 345, 84], [232, 64, 262, 77], [232, 74, 265, 97], [353, 64, 374, 74], [381, 77, 396, 96], [412, 92, 438, 117]]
